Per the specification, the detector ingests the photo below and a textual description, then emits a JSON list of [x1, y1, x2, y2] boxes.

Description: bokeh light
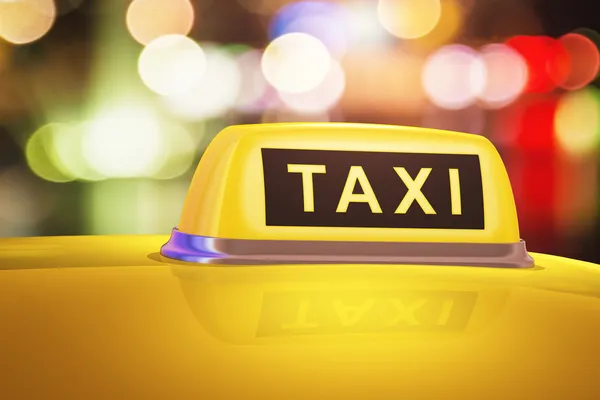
[[50, 122, 105, 181], [408, 0, 463, 51], [81, 107, 164, 179], [269, 1, 350, 56], [0, 0, 56, 45], [26, 123, 75, 183], [341, 50, 427, 116], [261, 32, 332, 94], [126, 0, 195, 46], [138, 34, 207, 96], [345, 0, 392, 48], [555, 87, 600, 155], [163, 45, 242, 120], [506, 35, 569, 93], [278, 59, 346, 114], [377, 0, 442, 40], [478, 44, 528, 109], [421, 44, 486, 110], [557, 33, 600, 90], [150, 123, 197, 180], [516, 96, 560, 151], [85, 179, 188, 235], [235, 49, 272, 113]]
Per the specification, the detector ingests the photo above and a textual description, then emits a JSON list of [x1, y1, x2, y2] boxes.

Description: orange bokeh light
[[126, 0, 195, 46]]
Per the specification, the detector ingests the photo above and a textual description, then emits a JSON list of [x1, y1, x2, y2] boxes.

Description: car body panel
[[1, 235, 599, 399]]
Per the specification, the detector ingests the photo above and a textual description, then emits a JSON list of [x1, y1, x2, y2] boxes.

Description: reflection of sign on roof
[[262, 149, 484, 229], [256, 290, 478, 337]]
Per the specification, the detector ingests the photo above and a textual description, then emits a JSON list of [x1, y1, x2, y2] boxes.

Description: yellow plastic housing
[[178, 123, 520, 244]]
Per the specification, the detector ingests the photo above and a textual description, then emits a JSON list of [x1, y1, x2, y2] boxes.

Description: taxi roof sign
[[161, 123, 534, 268]]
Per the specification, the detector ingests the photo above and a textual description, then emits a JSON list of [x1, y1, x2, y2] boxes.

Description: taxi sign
[[161, 123, 534, 268]]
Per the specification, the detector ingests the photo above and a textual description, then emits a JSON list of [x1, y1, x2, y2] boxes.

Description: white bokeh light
[[278, 59, 346, 114], [151, 123, 197, 180], [478, 44, 528, 109], [422, 44, 487, 110], [163, 45, 242, 120], [261, 32, 332, 94], [346, 1, 391, 48], [235, 49, 271, 112], [138, 34, 207, 96], [82, 107, 164, 178]]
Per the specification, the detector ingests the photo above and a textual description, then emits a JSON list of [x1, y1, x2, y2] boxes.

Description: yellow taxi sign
[[161, 123, 533, 267]]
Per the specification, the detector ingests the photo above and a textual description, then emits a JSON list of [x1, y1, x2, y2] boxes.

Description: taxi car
[[1, 123, 599, 399]]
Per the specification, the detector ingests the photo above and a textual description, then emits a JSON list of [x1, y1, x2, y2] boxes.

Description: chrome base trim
[[160, 228, 535, 268]]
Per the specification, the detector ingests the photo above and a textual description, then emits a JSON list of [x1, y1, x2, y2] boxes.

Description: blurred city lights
[[235, 49, 272, 113], [269, 1, 350, 56], [555, 87, 600, 156], [85, 179, 188, 235], [150, 123, 197, 180], [408, 0, 463, 51], [506, 35, 569, 93], [340, 50, 427, 116], [26, 123, 75, 183], [163, 45, 242, 120], [50, 122, 105, 181], [278, 59, 346, 114], [138, 34, 207, 96], [421, 44, 486, 110], [516, 96, 560, 151], [377, 0, 442, 40], [477, 44, 528, 109], [0, 0, 56, 45], [345, 0, 392, 48], [261, 32, 332, 94], [557, 33, 600, 90], [81, 107, 164, 179], [126, 0, 195, 46]]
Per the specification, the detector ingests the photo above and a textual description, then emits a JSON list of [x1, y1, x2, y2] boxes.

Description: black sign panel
[[261, 148, 484, 229]]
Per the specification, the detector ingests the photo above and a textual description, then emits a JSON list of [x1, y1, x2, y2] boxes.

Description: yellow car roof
[[1, 235, 600, 399]]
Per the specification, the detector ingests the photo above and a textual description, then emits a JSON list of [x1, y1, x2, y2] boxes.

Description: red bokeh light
[[558, 33, 600, 90], [495, 95, 560, 151], [506, 35, 569, 93]]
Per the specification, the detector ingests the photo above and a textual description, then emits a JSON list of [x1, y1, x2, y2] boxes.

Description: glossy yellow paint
[[178, 123, 520, 243], [1, 235, 599, 399]]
